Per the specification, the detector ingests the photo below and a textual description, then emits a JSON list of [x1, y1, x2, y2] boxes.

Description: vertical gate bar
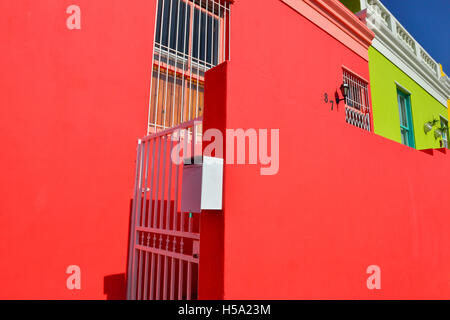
[[178, 127, 189, 300], [170, 131, 182, 300], [143, 140, 156, 300], [178, 241, 184, 299], [186, 209, 193, 300], [126, 140, 142, 300], [156, 135, 168, 300], [163, 137, 174, 300], [136, 234, 144, 300], [130, 140, 145, 299], [137, 141, 151, 300], [150, 136, 162, 300]]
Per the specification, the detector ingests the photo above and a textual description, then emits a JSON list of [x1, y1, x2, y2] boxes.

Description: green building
[[341, 0, 450, 149]]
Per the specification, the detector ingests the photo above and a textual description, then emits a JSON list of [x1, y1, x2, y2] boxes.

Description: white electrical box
[[181, 156, 224, 213]]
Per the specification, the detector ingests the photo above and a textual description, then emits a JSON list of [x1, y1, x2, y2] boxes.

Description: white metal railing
[[148, 0, 231, 134]]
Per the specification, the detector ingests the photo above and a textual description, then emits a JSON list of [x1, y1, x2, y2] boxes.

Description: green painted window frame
[[397, 89, 415, 149]]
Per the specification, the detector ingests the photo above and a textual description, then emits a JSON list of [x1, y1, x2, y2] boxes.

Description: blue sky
[[381, 0, 449, 73]]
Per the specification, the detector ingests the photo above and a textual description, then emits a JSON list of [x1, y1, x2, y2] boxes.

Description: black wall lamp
[[336, 83, 349, 104]]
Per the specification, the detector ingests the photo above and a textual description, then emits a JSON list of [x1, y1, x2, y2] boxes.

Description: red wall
[[0, 1, 156, 299], [201, 0, 450, 299]]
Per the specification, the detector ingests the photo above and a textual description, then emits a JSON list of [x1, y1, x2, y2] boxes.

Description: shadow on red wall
[[104, 273, 126, 300]]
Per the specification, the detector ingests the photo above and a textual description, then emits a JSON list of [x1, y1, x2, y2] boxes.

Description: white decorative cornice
[[356, 0, 450, 107]]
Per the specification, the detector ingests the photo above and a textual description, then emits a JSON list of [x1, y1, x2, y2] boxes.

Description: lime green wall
[[339, 0, 361, 13], [368, 47, 449, 149]]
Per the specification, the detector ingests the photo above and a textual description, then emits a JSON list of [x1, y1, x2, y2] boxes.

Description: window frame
[[440, 115, 448, 149], [397, 89, 416, 149]]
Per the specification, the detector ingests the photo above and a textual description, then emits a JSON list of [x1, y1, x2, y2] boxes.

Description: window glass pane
[[206, 15, 219, 65], [399, 96, 408, 128], [156, 0, 190, 55], [192, 6, 220, 65], [193, 8, 205, 62], [401, 128, 408, 146]]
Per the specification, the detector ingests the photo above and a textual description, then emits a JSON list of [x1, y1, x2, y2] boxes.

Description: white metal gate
[[127, 119, 203, 300]]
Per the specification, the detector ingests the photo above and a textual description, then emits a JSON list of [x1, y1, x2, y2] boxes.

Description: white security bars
[[343, 70, 371, 132], [148, 0, 231, 133]]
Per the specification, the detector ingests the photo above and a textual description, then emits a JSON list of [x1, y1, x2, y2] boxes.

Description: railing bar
[[137, 141, 151, 300], [149, 244, 156, 300], [170, 246, 177, 300], [126, 141, 143, 300], [136, 245, 199, 263], [141, 141, 153, 300], [142, 117, 203, 141], [178, 257, 184, 299], [187, 261, 192, 300], [149, 137, 162, 300], [165, 138, 174, 231], [163, 138, 174, 300], [131, 141, 146, 299], [159, 136, 168, 230], [136, 237, 144, 300], [136, 226, 200, 240], [143, 241, 150, 300], [187, 214, 193, 300], [171, 130, 182, 300], [148, 140, 156, 228], [156, 135, 168, 300], [153, 137, 162, 228]]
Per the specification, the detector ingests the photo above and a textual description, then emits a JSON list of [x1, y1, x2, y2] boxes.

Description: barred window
[[343, 69, 371, 132], [149, 0, 230, 133]]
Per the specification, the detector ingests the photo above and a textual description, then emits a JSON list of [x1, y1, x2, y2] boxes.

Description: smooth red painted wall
[[201, 0, 450, 299], [0, 1, 156, 299]]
